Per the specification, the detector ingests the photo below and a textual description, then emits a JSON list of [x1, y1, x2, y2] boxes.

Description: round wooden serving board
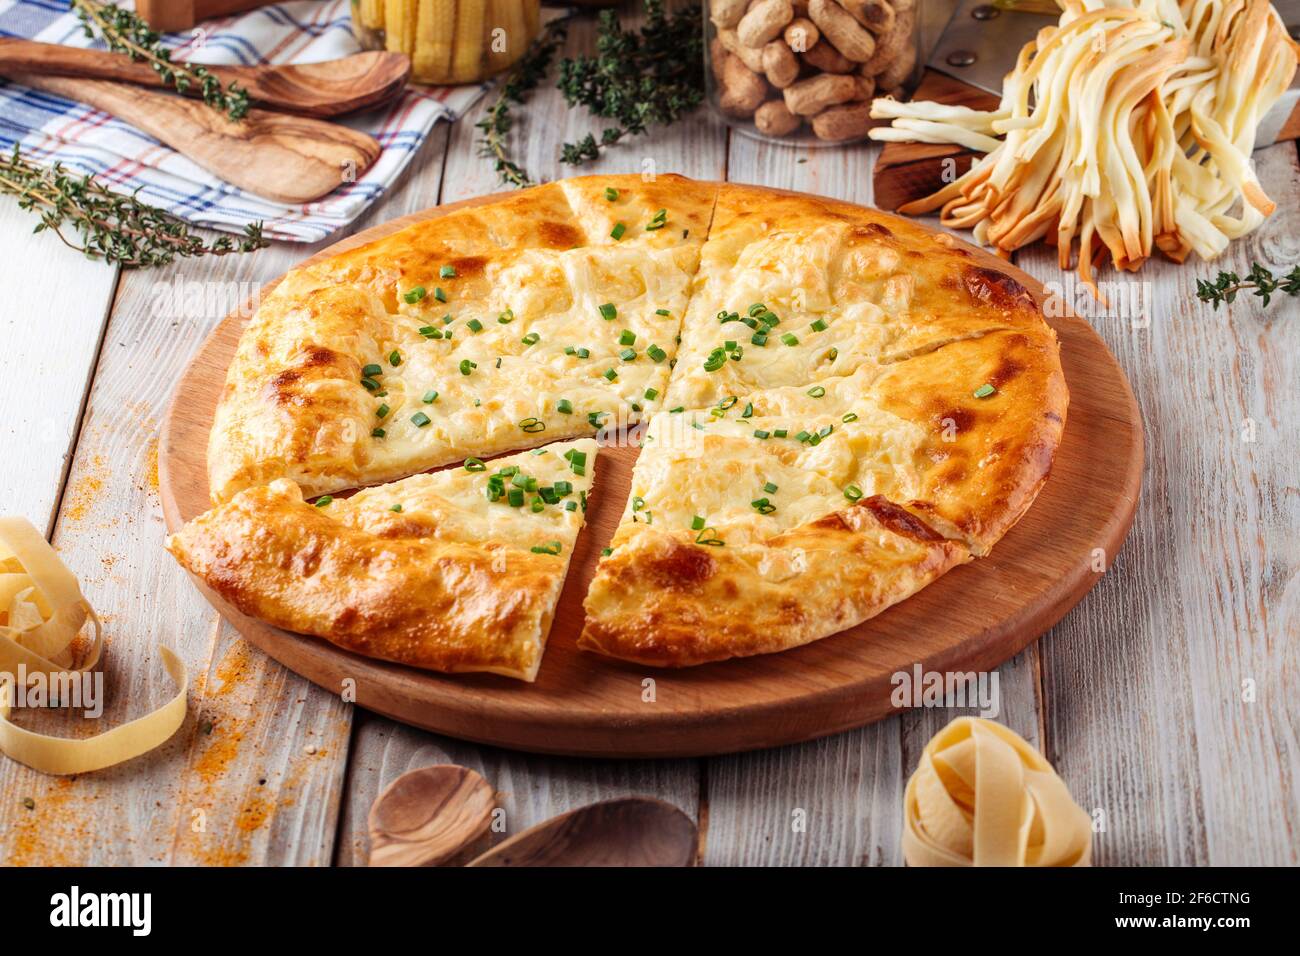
[[160, 187, 1144, 759]]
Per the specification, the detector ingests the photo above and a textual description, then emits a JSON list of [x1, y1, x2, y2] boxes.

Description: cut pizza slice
[[208, 175, 717, 503], [664, 183, 1049, 412], [578, 412, 971, 666], [169, 439, 599, 681]]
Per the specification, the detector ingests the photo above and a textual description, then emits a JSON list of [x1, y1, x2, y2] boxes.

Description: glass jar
[[705, 0, 924, 145], [351, 0, 542, 86]]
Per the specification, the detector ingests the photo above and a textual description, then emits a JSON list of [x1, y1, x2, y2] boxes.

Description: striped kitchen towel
[[0, 0, 498, 243]]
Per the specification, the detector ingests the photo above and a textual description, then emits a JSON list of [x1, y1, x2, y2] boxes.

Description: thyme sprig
[[0, 146, 268, 268], [557, 0, 704, 166], [476, 20, 569, 189], [72, 0, 250, 121], [1196, 263, 1300, 310]]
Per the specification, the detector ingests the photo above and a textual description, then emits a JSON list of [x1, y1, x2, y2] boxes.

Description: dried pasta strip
[[902, 717, 1092, 867], [0, 517, 187, 776]]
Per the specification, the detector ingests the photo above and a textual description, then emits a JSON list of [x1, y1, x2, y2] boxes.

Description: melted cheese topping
[[332, 438, 597, 556], [624, 410, 928, 546]]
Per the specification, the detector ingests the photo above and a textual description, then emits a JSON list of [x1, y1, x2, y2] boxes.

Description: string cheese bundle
[[902, 717, 1092, 867], [0, 517, 187, 775], [869, 0, 1299, 297]]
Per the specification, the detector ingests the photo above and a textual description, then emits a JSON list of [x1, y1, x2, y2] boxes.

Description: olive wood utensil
[[367, 765, 496, 867], [467, 797, 697, 867], [5, 72, 380, 204], [0, 40, 409, 118]]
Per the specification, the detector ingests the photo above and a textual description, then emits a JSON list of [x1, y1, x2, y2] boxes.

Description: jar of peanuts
[[705, 0, 922, 144]]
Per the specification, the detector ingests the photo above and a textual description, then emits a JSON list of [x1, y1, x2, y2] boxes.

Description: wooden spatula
[[6, 73, 380, 204], [0, 40, 409, 118]]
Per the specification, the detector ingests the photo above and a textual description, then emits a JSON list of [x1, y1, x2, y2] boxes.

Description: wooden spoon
[[0, 40, 409, 118], [5, 73, 380, 204], [367, 765, 496, 867], [468, 797, 697, 867]]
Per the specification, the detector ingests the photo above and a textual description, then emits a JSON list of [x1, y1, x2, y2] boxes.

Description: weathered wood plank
[[0, 202, 118, 532], [0, 124, 453, 866], [1018, 143, 1300, 866]]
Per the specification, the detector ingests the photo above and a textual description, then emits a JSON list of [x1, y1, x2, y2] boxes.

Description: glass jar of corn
[[351, 0, 542, 85]]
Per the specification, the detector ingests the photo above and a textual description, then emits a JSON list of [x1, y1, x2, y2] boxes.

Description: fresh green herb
[[1197, 263, 1300, 310], [476, 19, 568, 188], [646, 344, 667, 363], [810, 318, 828, 332], [604, 187, 619, 201], [645, 209, 668, 231], [404, 286, 427, 304], [314, 496, 333, 507], [655, 308, 671, 316], [390, 503, 403, 513], [644, 387, 659, 401], [973, 383, 996, 399], [556, 398, 574, 414], [531, 541, 563, 555], [433, 287, 447, 303], [440, 264, 456, 279], [557, 1, 705, 166], [842, 412, 858, 422], [610, 222, 627, 241], [844, 485, 863, 501], [371, 427, 385, 438], [603, 368, 618, 381], [465, 458, 486, 472], [520, 417, 546, 433], [599, 302, 618, 321], [0, 145, 266, 268], [410, 412, 431, 427], [619, 347, 637, 361], [781, 333, 799, 347], [460, 359, 476, 375], [376, 403, 390, 419], [807, 386, 826, 398], [618, 329, 636, 346], [467, 318, 484, 333], [753, 429, 770, 439], [751, 497, 776, 515], [422, 390, 439, 404], [498, 308, 515, 324], [389, 350, 402, 366], [73, 0, 250, 120]]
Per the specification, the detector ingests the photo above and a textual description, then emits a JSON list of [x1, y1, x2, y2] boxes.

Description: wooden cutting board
[[159, 187, 1144, 759]]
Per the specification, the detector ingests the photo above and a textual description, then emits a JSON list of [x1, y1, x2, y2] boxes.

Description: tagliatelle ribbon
[[0, 516, 187, 775], [902, 717, 1092, 867]]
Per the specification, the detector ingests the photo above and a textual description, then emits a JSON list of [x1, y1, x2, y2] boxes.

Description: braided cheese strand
[[0, 516, 187, 775], [902, 717, 1092, 867]]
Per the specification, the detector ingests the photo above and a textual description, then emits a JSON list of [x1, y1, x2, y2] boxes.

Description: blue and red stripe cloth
[[0, 0, 496, 242]]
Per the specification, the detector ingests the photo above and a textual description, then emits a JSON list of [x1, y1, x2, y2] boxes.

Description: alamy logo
[[49, 886, 151, 936], [890, 664, 1000, 718]]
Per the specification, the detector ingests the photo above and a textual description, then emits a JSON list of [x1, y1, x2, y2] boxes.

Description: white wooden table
[[1, 12, 1296, 867]]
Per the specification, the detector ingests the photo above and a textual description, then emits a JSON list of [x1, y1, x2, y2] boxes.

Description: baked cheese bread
[[168, 439, 598, 681], [179, 176, 1067, 676], [208, 175, 718, 503]]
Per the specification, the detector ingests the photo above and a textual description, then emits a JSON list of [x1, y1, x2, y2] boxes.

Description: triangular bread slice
[[208, 175, 717, 503], [578, 413, 970, 666], [169, 439, 599, 681]]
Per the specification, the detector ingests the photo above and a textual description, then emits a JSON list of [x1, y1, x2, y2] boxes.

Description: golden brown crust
[[173, 436, 598, 681], [208, 175, 719, 503], [578, 497, 971, 667]]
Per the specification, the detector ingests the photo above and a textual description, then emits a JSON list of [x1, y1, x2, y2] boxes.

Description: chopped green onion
[[753, 429, 770, 439], [807, 386, 826, 398], [360, 378, 380, 391], [844, 485, 863, 501], [763, 481, 778, 494], [467, 318, 483, 333], [619, 348, 637, 362], [314, 496, 333, 507], [376, 403, 390, 419], [611, 222, 626, 240], [644, 387, 659, 401], [751, 498, 776, 515], [519, 417, 546, 433], [440, 265, 456, 278], [603, 368, 618, 382], [811, 318, 828, 332], [842, 412, 858, 423], [371, 428, 385, 438], [410, 412, 431, 427], [599, 303, 617, 321], [604, 187, 619, 202], [403, 287, 426, 304], [418, 325, 441, 339], [434, 287, 447, 303], [618, 329, 636, 346], [390, 503, 403, 512], [556, 398, 573, 414], [422, 390, 438, 404], [531, 541, 563, 555], [974, 383, 997, 398], [507, 488, 524, 507], [773, 428, 788, 438], [459, 359, 476, 375], [647, 344, 667, 363], [742, 402, 754, 418], [655, 308, 671, 316], [781, 333, 799, 347], [390, 350, 402, 367], [498, 309, 514, 324], [645, 209, 668, 231], [464, 458, 486, 471], [522, 332, 540, 346]]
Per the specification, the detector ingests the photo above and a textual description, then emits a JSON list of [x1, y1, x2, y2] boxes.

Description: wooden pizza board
[[159, 186, 1144, 759]]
